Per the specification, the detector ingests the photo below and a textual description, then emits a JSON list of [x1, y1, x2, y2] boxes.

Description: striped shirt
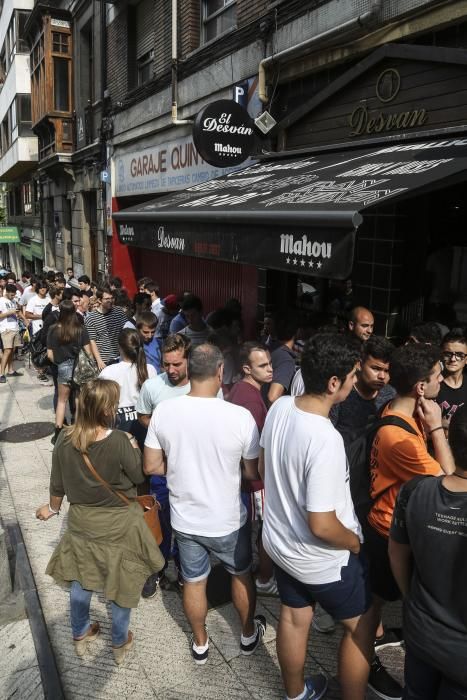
[[85, 307, 127, 363]]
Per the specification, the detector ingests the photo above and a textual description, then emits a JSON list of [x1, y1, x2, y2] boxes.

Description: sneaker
[[240, 614, 266, 655], [283, 674, 329, 700], [0, 375, 6, 384], [374, 627, 404, 651], [37, 372, 48, 381], [141, 573, 160, 599], [368, 656, 403, 700], [312, 604, 336, 634], [7, 371, 22, 377], [190, 629, 209, 665], [255, 577, 278, 595]]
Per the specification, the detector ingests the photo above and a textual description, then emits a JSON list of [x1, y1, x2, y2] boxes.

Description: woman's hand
[[36, 504, 58, 521]]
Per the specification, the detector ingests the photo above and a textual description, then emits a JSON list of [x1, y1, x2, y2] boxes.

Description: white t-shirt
[[0, 297, 19, 332], [137, 373, 223, 414], [290, 368, 305, 397], [151, 298, 162, 318], [260, 396, 362, 585], [145, 396, 260, 536], [19, 285, 35, 306], [25, 294, 51, 334], [100, 361, 156, 408]]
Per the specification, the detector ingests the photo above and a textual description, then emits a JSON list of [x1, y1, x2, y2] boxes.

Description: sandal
[[112, 631, 134, 665], [73, 622, 100, 657]]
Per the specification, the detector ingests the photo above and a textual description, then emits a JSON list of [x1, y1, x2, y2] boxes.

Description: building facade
[[0, 0, 41, 273], [24, 0, 107, 279], [110, 0, 467, 337]]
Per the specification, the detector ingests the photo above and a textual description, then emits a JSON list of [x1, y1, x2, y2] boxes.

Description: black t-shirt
[[330, 384, 396, 448], [47, 326, 90, 364], [436, 377, 467, 420], [390, 476, 467, 685]]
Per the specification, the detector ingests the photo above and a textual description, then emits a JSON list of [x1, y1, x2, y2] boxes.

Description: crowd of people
[[0, 265, 465, 699]]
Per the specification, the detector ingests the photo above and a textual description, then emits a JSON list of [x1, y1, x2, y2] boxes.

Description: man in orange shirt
[[364, 346, 455, 670]]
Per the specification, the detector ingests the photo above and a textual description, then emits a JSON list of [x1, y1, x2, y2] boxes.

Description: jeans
[[404, 646, 467, 700], [70, 580, 131, 646]]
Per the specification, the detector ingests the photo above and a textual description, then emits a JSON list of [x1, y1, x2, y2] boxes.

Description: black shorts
[[274, 551, 372, 621], [362, 520, 400, 602]]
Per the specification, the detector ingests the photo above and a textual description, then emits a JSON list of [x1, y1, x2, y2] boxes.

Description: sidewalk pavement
[[0, 364, 405, 699]]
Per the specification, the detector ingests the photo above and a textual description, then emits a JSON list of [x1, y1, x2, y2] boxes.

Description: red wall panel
[[128, 247, 258, 339]]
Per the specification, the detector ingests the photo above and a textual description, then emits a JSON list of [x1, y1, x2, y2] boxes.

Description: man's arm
[[144, 446, 166, 475], [242, 457, 259, 481], [138, 413, 151, 429], [89, 339, 106, 370], [258, 447, 265, 481], [267, 382, 285, 404], [417, 397, 455, 474], [307, 511, 360, 554], [25, 310, 42, 320], [388, 539, 412, 597]]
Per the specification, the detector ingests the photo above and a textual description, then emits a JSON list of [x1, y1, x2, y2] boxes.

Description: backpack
[[347, 415, 418, 522], [30, 331, 50, 368]]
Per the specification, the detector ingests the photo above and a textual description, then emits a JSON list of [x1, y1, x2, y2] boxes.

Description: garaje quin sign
[[193, 100, 256, 167]]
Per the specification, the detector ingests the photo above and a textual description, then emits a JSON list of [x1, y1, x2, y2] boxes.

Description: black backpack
[[347, 415, 418, 522]]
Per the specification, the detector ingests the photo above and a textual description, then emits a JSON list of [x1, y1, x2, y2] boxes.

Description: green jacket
[[46, 502, 165, 608]]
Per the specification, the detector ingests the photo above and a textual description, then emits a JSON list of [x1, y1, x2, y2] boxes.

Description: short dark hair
[[389, 344, 441, 396], [239, 342, 268, 371], [48, 285, 63, 299], [162, 333, 191, 356], [408, 322, 442, 346], [96, 286, 113, 300], [449, 405, 467, 471], [78, 275, 90, 285], [301, 334, 361, 395], [181, 294, 203, 313], [5, 283, 17, 294], [35, 279, 48, 292], [274, 314, 298, 342], [188, 343, 223, 380], [363, 336, 394, 364], [136, 311, 157, 329], [145, 281, 160, 296], [442, 330, 467, 347], [6, 272, 16, 281], [109, 276, 122, 289]]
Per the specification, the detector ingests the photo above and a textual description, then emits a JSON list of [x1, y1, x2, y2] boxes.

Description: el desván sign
[[193, 100, 255, 167]]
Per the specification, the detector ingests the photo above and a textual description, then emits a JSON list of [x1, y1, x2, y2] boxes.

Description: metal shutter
[[136, 0, 154, 60]]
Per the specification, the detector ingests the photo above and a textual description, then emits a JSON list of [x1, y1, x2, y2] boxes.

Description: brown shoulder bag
[[81, 452, 163, 545]]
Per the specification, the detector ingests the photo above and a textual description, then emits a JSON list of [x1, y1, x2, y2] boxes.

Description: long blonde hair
[[64, 378, 120, 453]]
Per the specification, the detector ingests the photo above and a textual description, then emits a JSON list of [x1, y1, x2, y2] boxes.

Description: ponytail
[[118, 328, 149, 389]]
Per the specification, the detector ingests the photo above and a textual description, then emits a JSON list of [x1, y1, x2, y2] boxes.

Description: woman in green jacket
[[36, 378, 164, 665]]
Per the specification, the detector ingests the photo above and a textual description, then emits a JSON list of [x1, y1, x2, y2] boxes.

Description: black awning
[[113, 137, 467, 279]]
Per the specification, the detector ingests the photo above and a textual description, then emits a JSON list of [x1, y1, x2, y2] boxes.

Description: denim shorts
[[173, 521, 252, 583], [57, 358, 75, 385], [275, 551, 372, 621]]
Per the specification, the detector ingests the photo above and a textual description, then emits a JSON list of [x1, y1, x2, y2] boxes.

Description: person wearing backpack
[[363, 344, 455, 698]]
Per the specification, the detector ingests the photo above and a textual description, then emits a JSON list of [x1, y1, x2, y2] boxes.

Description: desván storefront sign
[[114, 135, 243, 197]]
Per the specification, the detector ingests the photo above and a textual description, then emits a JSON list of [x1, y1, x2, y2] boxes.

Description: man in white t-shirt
[[25, 281, 50, 335], [144, 343, 266, 665], [260, 334, 377, 700], [0, 283, 23, 382]]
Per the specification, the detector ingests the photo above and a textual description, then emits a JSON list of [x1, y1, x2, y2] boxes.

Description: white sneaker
[[255, 577, 278, 595], [312, 604, 336, 633]]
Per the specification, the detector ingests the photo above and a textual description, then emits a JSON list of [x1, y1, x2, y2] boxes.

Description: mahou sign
[[193, 100, 256, 167]]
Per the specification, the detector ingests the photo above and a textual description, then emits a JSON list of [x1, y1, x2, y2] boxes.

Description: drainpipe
[[171, 0, 193, 125], [258, 0, 383, 104]]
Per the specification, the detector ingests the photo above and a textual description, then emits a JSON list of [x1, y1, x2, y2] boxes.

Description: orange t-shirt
[[367, 405, 441, 537]]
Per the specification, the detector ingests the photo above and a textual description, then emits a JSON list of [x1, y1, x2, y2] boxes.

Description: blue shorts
[[173, 521, 252, 583], [275, 552, 372, 621]]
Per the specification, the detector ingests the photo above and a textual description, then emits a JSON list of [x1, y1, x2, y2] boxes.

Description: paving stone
[[0, 365, 408, 700], [0, 619, 44, 699]]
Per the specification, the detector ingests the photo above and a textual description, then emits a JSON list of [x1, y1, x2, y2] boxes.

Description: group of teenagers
[[25, 274, 466, 700]]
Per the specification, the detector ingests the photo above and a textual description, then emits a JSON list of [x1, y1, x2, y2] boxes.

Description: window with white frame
[[202, 0, 236, 43]]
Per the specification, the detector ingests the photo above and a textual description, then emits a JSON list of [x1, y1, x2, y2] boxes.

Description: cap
[[163, 294, 179, 311]]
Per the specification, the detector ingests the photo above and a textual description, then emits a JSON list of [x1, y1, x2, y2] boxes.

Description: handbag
[[81, 451, 163, 545], [72, 348, 99, 386]]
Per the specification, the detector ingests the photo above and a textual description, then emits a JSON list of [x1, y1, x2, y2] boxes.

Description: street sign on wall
[[0, 227, 19, 243]]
